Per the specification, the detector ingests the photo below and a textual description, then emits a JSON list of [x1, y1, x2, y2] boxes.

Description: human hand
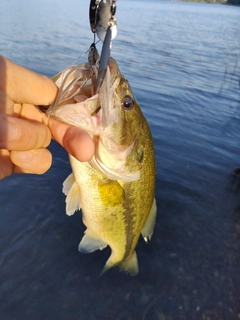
[[0, 56, 95, 180]]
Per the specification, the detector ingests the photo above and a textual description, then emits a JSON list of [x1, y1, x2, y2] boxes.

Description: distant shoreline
[[178, 0, 240, 4]]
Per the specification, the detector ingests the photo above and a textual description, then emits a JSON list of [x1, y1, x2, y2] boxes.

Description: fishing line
[[177, 3, 240, 137], [53, 39, 101, 109], [72, 39, 101, 66], [177, 4, 203, 44]]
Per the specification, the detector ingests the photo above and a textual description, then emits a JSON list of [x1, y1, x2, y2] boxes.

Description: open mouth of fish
[[44, 56, 140, 183], [46, 57, 117, 131]]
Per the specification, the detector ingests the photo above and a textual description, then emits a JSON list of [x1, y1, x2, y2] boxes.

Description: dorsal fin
[[141, 197, 157, 242]]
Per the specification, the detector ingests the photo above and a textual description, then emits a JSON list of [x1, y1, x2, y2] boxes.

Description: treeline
[[179, 0, 236, 3], [227, 0, 240, 4], [180, 0, 240, 3], [180, 0, 226, 3]]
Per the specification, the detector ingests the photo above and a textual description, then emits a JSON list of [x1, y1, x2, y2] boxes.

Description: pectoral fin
[[141, 197, 157, 242], [98, 180, 124, 206], [79, 230, 107, 253]]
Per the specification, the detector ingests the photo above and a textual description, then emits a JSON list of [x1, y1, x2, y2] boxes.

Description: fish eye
[[122, 95, 134, 110]]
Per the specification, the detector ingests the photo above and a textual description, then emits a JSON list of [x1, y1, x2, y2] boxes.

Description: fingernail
[[0, 117, 20, 143], [15, 151, 33, 163]]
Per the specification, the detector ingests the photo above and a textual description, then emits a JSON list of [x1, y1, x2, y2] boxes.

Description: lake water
[[0, 0, 240, 319]]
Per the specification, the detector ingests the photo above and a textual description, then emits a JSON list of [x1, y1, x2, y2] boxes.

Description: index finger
[[47, 117, 95, 162], [0, 56, 58, 114]]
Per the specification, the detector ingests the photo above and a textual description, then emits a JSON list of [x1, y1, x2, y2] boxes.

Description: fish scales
[[48, 57, 156, 275], [122, 126, 155, 259]]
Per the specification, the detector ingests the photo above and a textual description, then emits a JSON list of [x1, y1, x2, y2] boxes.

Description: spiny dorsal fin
[[141, 197, 157, 242]]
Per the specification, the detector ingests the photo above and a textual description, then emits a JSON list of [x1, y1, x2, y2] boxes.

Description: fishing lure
[[89, 0, 117, 43]]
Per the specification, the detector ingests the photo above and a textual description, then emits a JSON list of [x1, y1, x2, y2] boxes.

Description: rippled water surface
[[1, 0, 240, 319]]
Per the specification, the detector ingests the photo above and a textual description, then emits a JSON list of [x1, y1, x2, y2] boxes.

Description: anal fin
[[79, 230, 107, 253]]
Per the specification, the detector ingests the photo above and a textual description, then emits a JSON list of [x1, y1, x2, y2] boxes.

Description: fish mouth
[[44, 57, 120, 134], [41, 57, 140, 183]]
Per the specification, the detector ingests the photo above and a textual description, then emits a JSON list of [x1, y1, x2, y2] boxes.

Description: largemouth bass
[[48, 57, 156, 275]]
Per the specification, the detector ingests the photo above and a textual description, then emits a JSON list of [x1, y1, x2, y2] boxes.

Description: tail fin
[[118, 251, 139, 275], [100, 251, 139, 276]]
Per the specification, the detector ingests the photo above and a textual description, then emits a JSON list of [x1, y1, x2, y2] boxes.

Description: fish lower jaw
[[90, 156, 140, 182]]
